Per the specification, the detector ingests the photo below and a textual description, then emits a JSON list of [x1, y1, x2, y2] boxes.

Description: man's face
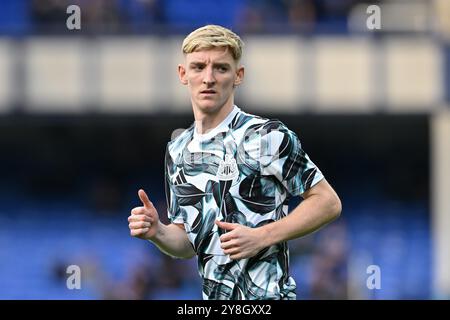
[[178, 47, 244, 114]]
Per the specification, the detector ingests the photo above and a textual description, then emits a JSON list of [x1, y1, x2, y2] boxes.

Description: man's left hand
[[216, 220, 268, 260]]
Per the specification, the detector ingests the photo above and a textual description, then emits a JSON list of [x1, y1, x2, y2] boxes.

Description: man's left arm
[[263, 178, 341, 243], [216, 179, 341, 260]]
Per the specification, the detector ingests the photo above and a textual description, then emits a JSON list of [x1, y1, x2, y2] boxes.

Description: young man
[[128, 25, 341, 300]]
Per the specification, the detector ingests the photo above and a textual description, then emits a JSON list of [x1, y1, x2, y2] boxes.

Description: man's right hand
[[128, 189, 160, 240]]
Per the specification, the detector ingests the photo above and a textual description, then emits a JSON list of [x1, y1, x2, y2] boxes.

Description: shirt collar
[[193, 105, 240, 142]]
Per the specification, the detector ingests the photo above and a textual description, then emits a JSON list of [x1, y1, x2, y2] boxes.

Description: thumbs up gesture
[[128, 189, 160, 240]]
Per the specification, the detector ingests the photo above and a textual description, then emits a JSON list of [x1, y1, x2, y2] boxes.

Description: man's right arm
[[149, 222, 196, 259]]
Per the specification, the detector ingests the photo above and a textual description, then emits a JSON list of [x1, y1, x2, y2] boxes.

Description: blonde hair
[[182, 25, 244, 62]]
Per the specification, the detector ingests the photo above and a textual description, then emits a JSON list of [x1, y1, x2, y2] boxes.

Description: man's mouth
[[200, 90, 216, 94]]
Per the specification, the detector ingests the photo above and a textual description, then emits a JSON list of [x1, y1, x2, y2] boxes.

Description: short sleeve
[[259, 121, 324, 197], [164, 146, 184, 224]]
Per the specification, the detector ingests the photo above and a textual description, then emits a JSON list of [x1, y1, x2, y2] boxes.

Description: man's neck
[[193, 102, 235, 135]]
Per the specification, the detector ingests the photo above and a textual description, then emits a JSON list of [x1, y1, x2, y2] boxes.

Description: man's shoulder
[[229, 109, 289, 135], [233, 110, 293, 138], [166, 123, 195, 157]]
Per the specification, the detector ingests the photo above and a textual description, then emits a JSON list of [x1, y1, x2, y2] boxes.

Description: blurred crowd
[[0, 0, 380, 35]]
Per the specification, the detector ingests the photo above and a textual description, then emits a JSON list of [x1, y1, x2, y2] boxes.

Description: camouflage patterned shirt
[[165, 106, 324, 300]]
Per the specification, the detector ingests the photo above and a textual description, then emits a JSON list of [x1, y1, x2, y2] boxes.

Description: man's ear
[[234, 65, 245, 86], [178, 64, 188, 85]]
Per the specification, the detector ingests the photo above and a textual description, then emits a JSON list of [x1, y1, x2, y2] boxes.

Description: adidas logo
[[217, 154, 238, 181], [173, 169, 187, 185]]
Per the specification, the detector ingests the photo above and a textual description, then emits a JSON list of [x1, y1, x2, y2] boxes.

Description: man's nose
[[202, 67, 216, 85]]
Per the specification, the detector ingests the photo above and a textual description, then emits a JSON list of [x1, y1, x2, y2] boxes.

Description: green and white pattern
[[165, 106, 324, 300]]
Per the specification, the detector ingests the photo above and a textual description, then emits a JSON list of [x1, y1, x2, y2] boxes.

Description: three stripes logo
[[174, 169, 188, 185]]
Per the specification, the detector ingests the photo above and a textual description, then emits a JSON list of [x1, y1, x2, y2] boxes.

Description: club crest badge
[[217, 154, 238, 181]]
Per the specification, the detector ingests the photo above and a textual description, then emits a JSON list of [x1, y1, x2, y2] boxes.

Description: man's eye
[[218, 67, 228, 72]]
